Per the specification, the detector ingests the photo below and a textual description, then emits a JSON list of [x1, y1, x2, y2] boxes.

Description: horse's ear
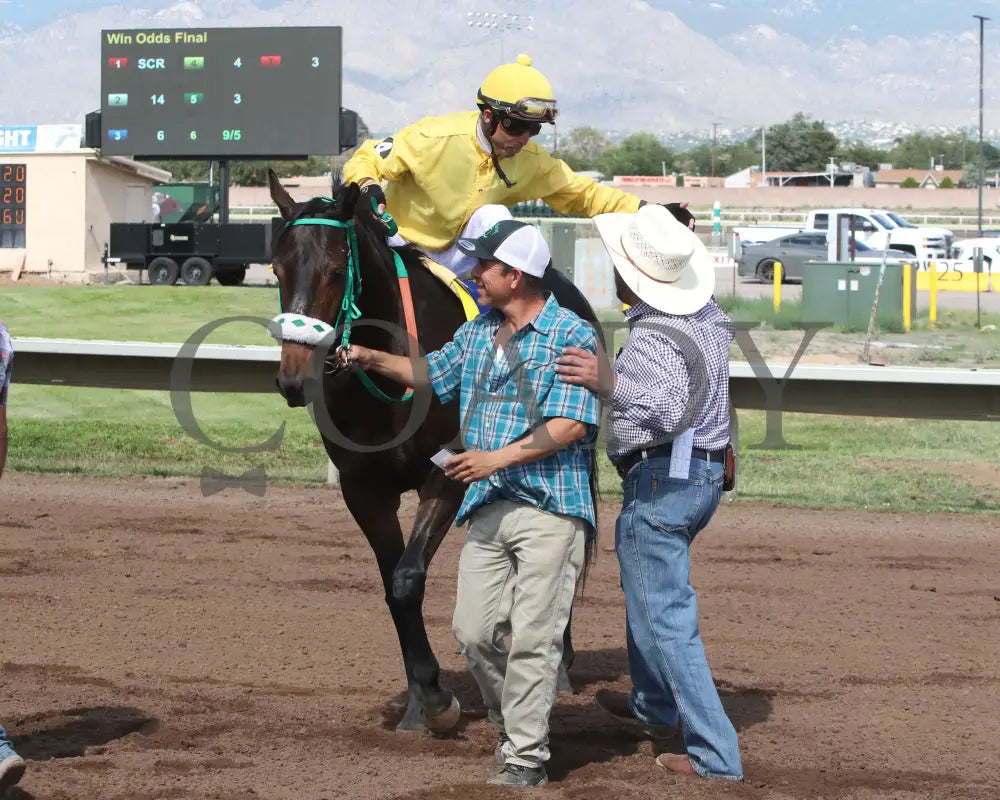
[[341, 181, 361, 217], [268, 168, 296, 220]]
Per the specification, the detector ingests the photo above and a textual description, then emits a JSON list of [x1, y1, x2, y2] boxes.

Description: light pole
[[711, 122, 719, 178], [975, 14, 989, 238], [467, 11, 534, 63], [974, 15, 990, 330], [467, 12, 552, 152], [761, 126, 767, 186]]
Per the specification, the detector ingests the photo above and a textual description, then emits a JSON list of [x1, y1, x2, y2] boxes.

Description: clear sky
[[5, 0, 1000, 43]]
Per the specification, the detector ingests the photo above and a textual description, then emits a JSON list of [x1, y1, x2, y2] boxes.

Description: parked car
[[949, 238, 999, 273], [737, 231, 915, 282]]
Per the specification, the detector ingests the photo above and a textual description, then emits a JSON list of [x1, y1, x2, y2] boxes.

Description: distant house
[[724, 167, 756, 188], [755, 170, 857, 188], [874, 168, 964, 188], [723, 166, 864, 188]]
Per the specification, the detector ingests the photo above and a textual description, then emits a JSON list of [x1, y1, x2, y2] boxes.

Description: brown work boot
[[594, 689, 676, 739], [655, 753, 698, 777]]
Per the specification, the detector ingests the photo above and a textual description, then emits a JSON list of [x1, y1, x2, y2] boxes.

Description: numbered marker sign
[[0, 163, 27, 248]]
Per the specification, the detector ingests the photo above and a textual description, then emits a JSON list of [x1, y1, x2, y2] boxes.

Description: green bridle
[[277, 200, 413, 404]]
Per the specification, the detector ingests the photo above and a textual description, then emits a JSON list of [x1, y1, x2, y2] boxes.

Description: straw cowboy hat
[[593, 204, 715, 315]]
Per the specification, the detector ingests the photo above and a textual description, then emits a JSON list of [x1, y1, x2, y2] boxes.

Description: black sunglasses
[[499, 116, 542, 137]]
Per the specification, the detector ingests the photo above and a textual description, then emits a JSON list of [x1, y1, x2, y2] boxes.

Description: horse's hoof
[[556, 667, 576, 696], [395, 718, 428, 734], [424, 695, 461, 733]]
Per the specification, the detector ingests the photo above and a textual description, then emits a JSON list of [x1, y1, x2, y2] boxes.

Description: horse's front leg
[[340, 475, 453, 734], [559, 608, 577, 695], [392, 467, 467, 733]]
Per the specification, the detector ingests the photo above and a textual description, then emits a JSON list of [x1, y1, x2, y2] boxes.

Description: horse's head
[[268, 169, 365, 406]]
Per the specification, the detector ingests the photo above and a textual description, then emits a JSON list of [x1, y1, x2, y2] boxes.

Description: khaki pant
[[452, 499, 585, 767]]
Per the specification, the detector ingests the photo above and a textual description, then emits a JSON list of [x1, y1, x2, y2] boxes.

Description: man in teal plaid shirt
[[0, 320, 27, 794], [343, 218, 600, 788]]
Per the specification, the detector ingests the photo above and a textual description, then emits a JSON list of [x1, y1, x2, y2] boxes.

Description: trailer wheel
[[216, 266, 247, 286], [148, 256, 180, 285], [181, 256, 213, 286]]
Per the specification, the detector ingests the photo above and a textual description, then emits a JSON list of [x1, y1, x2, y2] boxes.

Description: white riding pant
[[386, 204, 513, 276]]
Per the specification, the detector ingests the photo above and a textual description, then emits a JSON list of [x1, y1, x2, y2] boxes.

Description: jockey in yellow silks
[[343, 54, 667, 279]]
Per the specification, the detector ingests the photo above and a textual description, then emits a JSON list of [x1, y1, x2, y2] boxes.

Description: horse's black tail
[[579, 314, 607, 596], [577, 446, 600, 596]]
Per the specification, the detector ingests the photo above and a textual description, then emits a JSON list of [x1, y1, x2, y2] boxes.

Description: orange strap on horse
[[397, 273, 419, 395]]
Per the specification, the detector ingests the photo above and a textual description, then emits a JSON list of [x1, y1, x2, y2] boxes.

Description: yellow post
[[773, 261, 782, 313], [902, 263, 912, 332], [929, 261, 937, 329]]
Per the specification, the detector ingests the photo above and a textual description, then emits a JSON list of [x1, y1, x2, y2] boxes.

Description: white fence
[[13, 338, 999, 423], [13, 337, 999, 488], [223, 205, 1000, 231]]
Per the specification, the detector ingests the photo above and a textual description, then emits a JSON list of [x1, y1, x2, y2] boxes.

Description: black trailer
[[108, 219, 282, 286]]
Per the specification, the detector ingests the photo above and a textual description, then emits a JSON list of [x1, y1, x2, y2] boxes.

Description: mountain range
[[2, 0, 999, 138]]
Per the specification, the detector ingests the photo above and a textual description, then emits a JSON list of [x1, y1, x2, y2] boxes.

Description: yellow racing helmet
[[477, 54, 558, 122]]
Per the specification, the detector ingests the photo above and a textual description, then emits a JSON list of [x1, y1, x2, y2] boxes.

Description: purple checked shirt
[[0, 320, 12, 408], [606, 299, 733, 462]]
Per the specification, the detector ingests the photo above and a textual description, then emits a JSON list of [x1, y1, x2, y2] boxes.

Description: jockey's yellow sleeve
[[342, 111, 642, 253]]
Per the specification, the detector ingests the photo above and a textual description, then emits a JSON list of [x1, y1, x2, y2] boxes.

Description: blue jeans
[[0, 721, 13, 751], [615, 454, 743, 780]]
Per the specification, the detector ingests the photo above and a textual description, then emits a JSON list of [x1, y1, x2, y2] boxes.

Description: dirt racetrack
[[1, 473, 997, 800]]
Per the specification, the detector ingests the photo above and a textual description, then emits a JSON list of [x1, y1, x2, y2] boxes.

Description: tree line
[[150, 112, 1000, 187], [560, 113, 1000, 187]]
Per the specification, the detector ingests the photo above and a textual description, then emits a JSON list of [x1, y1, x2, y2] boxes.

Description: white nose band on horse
[[268, 312, 336, 347]]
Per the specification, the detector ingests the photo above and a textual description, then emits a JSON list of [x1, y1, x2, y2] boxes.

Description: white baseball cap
[[455, 219, 551, 277]]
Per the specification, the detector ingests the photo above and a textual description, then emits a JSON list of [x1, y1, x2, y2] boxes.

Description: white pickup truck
[[730, 208, 953, 264], [808, 208, 952, 263]]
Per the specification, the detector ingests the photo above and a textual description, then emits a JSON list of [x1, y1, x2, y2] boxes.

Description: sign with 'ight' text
[[0, 125, 83, 153]]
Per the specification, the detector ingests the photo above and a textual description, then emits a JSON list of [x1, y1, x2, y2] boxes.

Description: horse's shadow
[[380, 646, 773, 779], [12, 705, 158, 760]]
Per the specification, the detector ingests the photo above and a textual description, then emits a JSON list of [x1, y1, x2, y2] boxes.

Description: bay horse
[[267, 169, 601, 734]]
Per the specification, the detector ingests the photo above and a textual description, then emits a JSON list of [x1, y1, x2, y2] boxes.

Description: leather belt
[[615, 443, 727, 480]]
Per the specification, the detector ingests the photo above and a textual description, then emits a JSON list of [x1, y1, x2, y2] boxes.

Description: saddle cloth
[[420, 259, 484, 321]]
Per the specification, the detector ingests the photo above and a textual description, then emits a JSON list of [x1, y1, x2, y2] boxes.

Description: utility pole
[[711, 122, 719, 178], [761, 126, 767, 186], [975, 14, 990, 239], [975, 14, 990, 330]]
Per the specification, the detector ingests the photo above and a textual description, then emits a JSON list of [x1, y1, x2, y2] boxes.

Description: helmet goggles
[[478, 90, 558, 122]]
